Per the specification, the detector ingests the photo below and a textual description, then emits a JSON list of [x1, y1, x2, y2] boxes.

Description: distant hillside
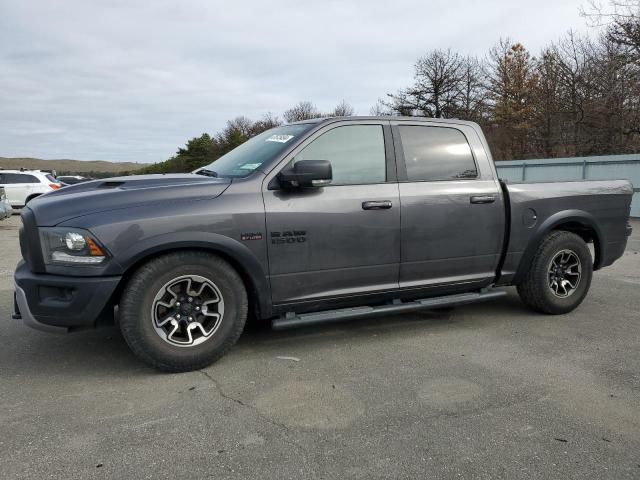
[[0, 157, 149, 175]]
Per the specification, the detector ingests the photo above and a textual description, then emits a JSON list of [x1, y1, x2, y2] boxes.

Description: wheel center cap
[[180, 303, 194, 315]]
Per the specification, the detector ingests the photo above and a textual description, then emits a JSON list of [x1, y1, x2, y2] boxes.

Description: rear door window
[[398, 126, 477, 181], [0, 173, 39, 184]]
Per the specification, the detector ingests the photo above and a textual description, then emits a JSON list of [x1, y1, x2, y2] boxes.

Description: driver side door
[[262, 121, 400, 307]]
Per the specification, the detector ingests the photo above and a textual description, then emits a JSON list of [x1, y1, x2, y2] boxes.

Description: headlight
[[39, 228, 109, 265]]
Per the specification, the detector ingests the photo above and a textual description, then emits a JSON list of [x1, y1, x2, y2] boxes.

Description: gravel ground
[[1, 214, 639, 479]]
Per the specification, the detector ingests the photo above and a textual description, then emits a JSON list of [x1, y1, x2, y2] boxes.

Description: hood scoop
[[98, 181, 125, 189]]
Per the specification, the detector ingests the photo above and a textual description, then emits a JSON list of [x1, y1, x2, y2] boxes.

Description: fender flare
[[117, 232, 272, 319], [513, 209, 603, 283]]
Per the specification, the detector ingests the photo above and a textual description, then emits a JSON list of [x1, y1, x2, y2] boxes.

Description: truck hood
[[27, 174, 232, 226]]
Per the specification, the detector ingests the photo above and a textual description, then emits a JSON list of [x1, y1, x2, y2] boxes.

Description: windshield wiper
[[195, 169, 218, 177]]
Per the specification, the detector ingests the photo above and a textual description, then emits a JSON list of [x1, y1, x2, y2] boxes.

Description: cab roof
[[287, 115, 479, 129]]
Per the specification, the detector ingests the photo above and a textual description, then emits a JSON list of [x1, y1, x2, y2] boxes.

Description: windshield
[[199, 123, 315, 178]]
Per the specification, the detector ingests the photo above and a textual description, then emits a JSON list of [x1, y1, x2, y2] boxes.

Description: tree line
[[142, 0, 640, 173], [140, 101, 354, 174]]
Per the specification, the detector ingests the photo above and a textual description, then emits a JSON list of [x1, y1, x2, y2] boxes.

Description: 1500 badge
[[271, 230, 307, 244]]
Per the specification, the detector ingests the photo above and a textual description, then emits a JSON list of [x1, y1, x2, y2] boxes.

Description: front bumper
[[13, 260, 121, 332]]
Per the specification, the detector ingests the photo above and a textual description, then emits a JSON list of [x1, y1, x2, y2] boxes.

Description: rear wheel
[[119, 251, 247, 372], [517, 231, 593, 314]]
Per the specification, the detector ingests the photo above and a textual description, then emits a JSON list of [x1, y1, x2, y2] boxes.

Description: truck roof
[[287, 115, 480, 128]]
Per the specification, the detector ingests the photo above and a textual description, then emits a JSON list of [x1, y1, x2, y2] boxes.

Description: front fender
[[117, 232, 272, 319]]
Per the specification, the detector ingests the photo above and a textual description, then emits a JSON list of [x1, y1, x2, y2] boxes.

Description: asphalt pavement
[[1, 214, 639, 479]]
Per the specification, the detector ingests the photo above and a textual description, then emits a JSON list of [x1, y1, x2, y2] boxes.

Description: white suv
[[0, 170, 62, 208]]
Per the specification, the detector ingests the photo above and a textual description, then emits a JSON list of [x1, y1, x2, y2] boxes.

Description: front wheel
[[517, 231, 593, 314], [119, 251, 247, 372]]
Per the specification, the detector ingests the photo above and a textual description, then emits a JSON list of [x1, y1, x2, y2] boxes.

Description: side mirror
[[278, 160, 332, 189]]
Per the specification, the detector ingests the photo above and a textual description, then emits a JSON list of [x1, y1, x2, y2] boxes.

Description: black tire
[[119, 251, 247, 372], [517, 231, 593, 314]]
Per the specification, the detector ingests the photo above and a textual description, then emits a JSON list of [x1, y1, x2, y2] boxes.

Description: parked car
[[13, 117, 633, 372], [56, 175, 91, 185], [0, 170, 62, 207], [0, 187, 12, 220]]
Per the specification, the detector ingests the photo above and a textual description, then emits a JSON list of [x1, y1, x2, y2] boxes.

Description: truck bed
[[499, 179, 634, 284]]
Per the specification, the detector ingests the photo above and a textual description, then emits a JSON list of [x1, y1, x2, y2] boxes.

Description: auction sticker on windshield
[[266, 134, 294, 143], [240, 163, 261, 170]]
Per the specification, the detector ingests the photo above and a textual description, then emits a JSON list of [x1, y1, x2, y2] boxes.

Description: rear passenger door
[[392, 121, 505, 290]]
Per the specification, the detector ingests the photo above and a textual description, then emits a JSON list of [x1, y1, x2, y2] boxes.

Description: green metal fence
[[496, 154, 640, 217]]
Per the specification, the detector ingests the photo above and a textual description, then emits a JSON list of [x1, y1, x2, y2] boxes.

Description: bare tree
[[532, 48, 563, 156], [283, 101, 323, 123], [584, 32, 640, 152], [370, 98, 393, 116], [451, 56, 487, 122], [386, 49, 466, 117], [215, 116, 255, 152], [581, 1, 640, 152], [552, 31, 593, 155], [251, 113, 282, 134], [383, 89, 417, 116], [330, 100, 355, 117], [583, 0, 640, 58]]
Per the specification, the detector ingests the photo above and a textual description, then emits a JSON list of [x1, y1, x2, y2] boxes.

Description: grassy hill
[[0, 157, 149, 175]]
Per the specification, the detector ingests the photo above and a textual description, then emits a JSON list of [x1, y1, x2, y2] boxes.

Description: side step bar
[[272, 288, 508, 330]]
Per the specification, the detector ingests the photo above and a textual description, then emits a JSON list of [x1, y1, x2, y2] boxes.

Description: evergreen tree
[[486, 41, 539, 159]]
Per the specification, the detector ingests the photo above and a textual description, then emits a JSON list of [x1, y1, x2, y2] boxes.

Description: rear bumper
[[599, 238, 630, 269], [13, 260, 121, 331]]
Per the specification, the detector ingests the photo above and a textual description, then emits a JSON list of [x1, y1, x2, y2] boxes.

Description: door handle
[[470, 195, 496, 204], [362, 200, 392, 210]]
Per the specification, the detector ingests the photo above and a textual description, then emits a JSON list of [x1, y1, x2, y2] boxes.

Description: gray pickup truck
[[13, 117, 633, 372]]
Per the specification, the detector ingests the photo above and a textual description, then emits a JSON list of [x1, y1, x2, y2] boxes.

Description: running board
[[272, 288, 508, 330]]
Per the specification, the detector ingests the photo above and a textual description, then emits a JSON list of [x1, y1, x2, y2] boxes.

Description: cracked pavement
[[1, 215, 639, 479]]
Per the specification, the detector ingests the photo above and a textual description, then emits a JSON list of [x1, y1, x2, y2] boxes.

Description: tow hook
[[12, 292, 22, 320]]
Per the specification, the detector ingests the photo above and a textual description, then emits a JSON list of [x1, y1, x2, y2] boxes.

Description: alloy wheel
[[151, 275, 224, 347], [547, 249, 582, 298]]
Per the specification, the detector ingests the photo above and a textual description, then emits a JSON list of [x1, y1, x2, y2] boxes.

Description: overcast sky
[[1, 0, 593, 163]]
